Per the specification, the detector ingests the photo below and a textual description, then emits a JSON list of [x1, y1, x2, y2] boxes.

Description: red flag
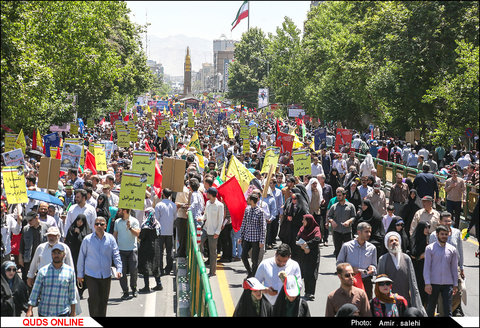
[[124, 114, 130, 122], [1, 124, 14, 133], [170, 108, 173, 117], [275, 131, 294, 156], [85, 150, 97, 175], [144, 140, 162, 197], [32, 129, 37, 150], [110, 132, 113, 141], [56, 147, 61, 159], [217, 176, 247, 232], [353, 272, 365, 291], [99, 117, 105, 125]]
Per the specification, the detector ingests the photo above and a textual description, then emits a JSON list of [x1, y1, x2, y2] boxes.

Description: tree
[[227, 27, 270, 107]]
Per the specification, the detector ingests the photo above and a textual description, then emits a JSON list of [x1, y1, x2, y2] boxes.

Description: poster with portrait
[[2, 149, 25, 168], [60, 143, 82, 171]]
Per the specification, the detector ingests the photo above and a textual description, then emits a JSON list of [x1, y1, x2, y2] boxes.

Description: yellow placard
[[261, 147, 280, 174], [158, 125, 166, 138], [70, 123, 78, 135], [64, 138, 83, 146], [243, 138, 250, 154], [118, 171, 147, 210], [227, 126, 234, 139], [2, 166, 28, 204], [93, 144, 107, 171], [293, 149, 312, 176], [188, 118, 195, 128], [5, 134, 18, 152], [129, 128, 138, 142], [131, 151, 156, 185], [117, 129, 130, 148], [240, 125, 249, 139], [251, 125, 258, 137], [162, 120, 170, 131]]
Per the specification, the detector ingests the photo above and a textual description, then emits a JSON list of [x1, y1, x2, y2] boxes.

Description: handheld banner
[[2, 166, 28, 204], [131, 151, 156, 185], [60, 143, 82, 171], [261, 146, 280, 174], [118, 171, 147, 210], [293, 149, 311, 176], [2, 149, 25, 167]]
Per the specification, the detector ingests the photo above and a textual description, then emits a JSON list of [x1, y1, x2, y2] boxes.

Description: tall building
[[147, 60, 164, 80], [199, 63, 214, 92], [183, 47, 192, 96], [213, 35, 236, 91]]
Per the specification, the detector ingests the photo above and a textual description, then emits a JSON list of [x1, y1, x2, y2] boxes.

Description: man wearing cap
[[19, 212, 49, 283], [200, 187, 224, 277], [27, 243, 77, 317], [377, 232, 427, 315], [409, 195, 440, 235], [365, 182, 387, 216], [233, 277, 273, 317], [26, 226, 74, 288]]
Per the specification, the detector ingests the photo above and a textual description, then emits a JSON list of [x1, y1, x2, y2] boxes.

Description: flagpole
[[248, 1, 250, 31]]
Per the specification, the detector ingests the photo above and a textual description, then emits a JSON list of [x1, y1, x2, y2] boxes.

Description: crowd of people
[[1, 100, 479, 318]]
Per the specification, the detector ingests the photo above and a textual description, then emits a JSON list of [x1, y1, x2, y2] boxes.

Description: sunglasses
[[343, 273, 355, 278], [377, 282, 392, 287], [95, 222, 106, 226], [396, 223, 404, 227], [6, 268, 16, 272]]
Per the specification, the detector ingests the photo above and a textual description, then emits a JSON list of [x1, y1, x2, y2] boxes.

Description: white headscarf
[[305, 177, 323, 207], [385, 231, 402, 270]]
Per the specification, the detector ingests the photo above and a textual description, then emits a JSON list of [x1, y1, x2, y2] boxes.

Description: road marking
[[144, 279, 157, 316], [216, 264, 235, 316]]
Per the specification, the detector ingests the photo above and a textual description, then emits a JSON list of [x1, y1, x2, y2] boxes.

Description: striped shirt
[[239, 206, 266, 243], [28, 263, 77, 316]]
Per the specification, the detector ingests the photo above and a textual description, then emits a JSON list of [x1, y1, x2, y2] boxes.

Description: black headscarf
[[335, 303, 359, 317], [272, 286, 310, 317], [1, 261, 28, 316], [353, 199, 385, 253], [65, 214, 91, 267], [329, 168, 340, 192], [410, 221, 429, 258], [399, 189, 422, 237], [233, 289, 273, 317], [96, 194, 111, 219]]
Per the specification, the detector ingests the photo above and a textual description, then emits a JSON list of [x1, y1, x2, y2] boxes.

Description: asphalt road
[[209, 232, 479, 317]]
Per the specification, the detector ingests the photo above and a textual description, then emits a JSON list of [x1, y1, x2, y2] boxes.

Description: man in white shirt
[[102, 184, 119, 207], [1, 202, 22, 261], [311, 155, 324, 177], [155, 188, 177, 276], [200, 187, 224, 277], [64, 189, 97, 238], [255, 243, 302, 306]]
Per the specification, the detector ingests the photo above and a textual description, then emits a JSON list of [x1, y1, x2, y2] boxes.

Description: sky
[[126, 1, 311, 73]]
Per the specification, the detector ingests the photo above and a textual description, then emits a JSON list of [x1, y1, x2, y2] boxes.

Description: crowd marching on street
[[1, 99, 479, 319]]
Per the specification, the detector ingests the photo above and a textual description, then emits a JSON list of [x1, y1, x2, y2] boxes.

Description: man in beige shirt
[[175, 185, 190, 258], [365, 183, 387, 216], [389, 173, 409, 213], [444, 168, 466, 229], [409, 196, 440, 235]]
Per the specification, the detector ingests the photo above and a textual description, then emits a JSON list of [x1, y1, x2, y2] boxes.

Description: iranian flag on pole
[[231, 1, 248, 31]]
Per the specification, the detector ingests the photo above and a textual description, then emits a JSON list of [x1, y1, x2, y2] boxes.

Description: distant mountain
[[146, 34, 214, 76]]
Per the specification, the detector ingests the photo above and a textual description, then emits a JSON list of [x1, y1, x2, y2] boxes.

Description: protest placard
[[37, 157, 61, 190], [162, 157, 187, 192], [118, 171, 147, 210], [2, 149, 25, 167], [243, 138, 250, 154], [93, 144, 107, 171], [293, 149, 312, 176], [261, 146, 280, 174], [131, 151, 156, 185], [5, 134, 18, 152], [117, 129, 130, 148], [60, 143, 82, 171], [227, 126, 234, 139], [2, 166, 28, 204]]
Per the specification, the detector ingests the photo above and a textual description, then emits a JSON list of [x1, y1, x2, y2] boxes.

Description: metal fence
[[354, 152, 479, 220], [186, 210, 218, 317]]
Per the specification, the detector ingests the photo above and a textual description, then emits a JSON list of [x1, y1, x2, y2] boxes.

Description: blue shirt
[[155, 199, 177, 236], [272, 188, 284, 216], [336, 239, 377, 279], [28, 263, 77, 316], [424, 241, 458, 286], [77, 232, 122, 279], [262, 195, 278, 221], [114, 216, 140, 251]]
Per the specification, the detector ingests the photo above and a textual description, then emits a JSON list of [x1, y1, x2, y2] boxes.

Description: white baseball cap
[[284, 275, 300, 297], [242, 277, 266, 291]]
